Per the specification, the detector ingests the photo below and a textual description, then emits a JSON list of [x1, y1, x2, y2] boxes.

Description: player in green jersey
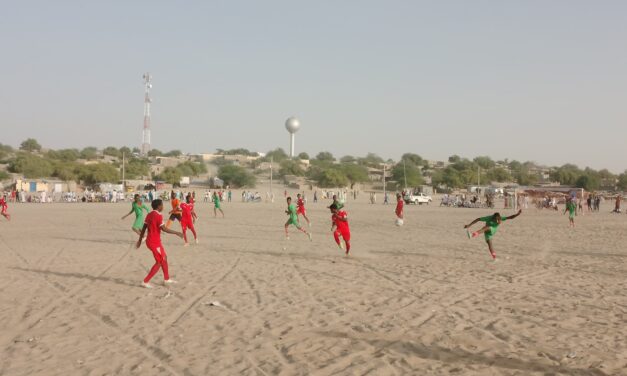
[[464, 210, 522, 260], [284, 197, 312, 241], [122, 194, 151, 236]]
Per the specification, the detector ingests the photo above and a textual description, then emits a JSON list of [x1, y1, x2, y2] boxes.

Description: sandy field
[[0, 195, 626, 376]]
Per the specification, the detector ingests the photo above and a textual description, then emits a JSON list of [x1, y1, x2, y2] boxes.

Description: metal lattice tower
[[141, 73, 152, 156]]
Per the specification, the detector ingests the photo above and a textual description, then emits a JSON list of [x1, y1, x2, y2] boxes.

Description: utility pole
[[383, 163, 387, 203], [122, 152, 126, 190], [270, 156, 273, 202], [403, 159, 408, 190]]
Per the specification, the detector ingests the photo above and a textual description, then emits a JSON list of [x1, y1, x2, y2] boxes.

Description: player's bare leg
[[470, 225, 490, 238], [486, 239, 496, 260]]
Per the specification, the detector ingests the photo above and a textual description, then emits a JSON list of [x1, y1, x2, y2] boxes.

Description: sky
[[1, 0, 626, 172]]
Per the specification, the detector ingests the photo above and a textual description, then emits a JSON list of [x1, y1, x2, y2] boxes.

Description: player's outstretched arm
[[136, 224, 148, 248], [464, 218, 481, 229], [161, 225, 184, 239], [506, 209, 523, 220], [122, 208, 134, 220]]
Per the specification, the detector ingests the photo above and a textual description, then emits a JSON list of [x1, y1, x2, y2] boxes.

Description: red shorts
[[297, 207, 306, 215], [147, 242, 167, 262], [336, 228, 351, 242], [181, 220, 194, 232]]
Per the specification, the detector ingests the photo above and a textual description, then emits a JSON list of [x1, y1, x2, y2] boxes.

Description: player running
[[121, 194, 150, 236], [0, 195, 10, 221], [285, 197, 312, 241], [180, 194, 198, 246], [464, 210, 522, 260], [564, 198, 577, 227], [213, 191, 224, 218], [166, 191, 182, 229], [330, 203, 350, 255], [296, 193, 311, 226], [136, 199, 184, 288]]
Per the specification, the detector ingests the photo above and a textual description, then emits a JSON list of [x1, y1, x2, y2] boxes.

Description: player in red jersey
[[136, 199, 183, 288], [296, 193, 311, 227], [0, 195, 10, 221], [330, 203, 351, 255], [190, 192, 198, 222], [180, 194, 198, 246], [395, 193, 404, 220]]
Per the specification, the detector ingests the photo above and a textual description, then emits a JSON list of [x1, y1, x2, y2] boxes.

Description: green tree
[[125, 158, 150, 179], [316, 168, 348, 188], [0, 143, 14, 160], [53, 163, 79, 182], [448, 155, 461, 163], [549, 164, 581, 186], [297, 152, 310, 160], [486, 167, 512, 183], [103, 146, 121, 158], [392, 161, 424, 188], [8, 153, 54, 178], [341, 164, 369, 188], [176, 161, 207, 176], [432, 167, 463, 189], [265, 148, 289, 162], [617, 172, 627, 191], [315, 151, 335, 162], [340, 155, 357, 164], [401, 153, 423, 166], [357, 153, 384, 167], [0, 171, 10, 180], [218, 165, 257, 188], [119, 146, 132, 157], [473, 156, 495, 169], [48, 149, 80, 162], [147, 149, 163, 157], [515, 169, 539, 186], [156, 167, 182, 185], [575, 173, 600, 191], [164, 149, 182, 157], [20, 138, 42, 152], [279, 160, 305, 177], [77, 163, 119, 185], [80, 147, 99, 160]]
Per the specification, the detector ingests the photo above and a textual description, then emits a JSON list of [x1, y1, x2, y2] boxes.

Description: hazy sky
[[1, 1, 626, 171]]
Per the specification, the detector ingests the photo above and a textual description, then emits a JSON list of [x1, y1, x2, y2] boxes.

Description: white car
[[404, 193, 432, 205]]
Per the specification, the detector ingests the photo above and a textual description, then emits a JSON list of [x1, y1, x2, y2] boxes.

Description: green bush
[[218, 165, 257, 188]]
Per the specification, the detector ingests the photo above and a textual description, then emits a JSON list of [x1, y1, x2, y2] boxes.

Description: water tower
[[285, 117, 301, 157]]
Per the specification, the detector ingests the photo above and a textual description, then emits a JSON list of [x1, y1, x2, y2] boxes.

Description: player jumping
[[464, 210, 522, 260]]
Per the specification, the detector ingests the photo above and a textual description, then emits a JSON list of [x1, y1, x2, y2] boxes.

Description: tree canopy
[[20, 138, 42, 152]]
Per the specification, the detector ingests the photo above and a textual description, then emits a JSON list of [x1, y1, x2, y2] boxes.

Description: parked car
[[404, 192, 433, 205]]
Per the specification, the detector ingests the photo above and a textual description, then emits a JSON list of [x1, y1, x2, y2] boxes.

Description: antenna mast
[[141, 73, 152, 156]]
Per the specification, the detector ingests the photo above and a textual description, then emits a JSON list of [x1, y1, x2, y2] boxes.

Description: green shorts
[[569, 212, 576, 219], [287, 218, 301, 228], [133, 216, 144, 230], [484, 228, 497, 241]]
